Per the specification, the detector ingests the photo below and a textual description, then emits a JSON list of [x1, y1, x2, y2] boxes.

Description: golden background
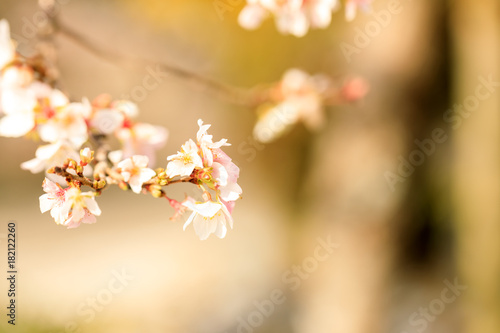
[[0, 0, 498, 332]]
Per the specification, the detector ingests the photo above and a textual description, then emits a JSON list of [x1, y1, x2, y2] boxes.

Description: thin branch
[[39, 3, 362, 113], [52, 167, 96, 188], [48, 15, 258, 107], [164, 177, 197, 186], [53, 164, 196, 193]]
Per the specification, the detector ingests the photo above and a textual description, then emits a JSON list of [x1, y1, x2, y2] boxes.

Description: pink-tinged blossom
[[58, 187, 101, 228], [211, 162, 229, 187], [219, 182, 243, 203], [38, 99, 89, 149], [196, 119, 230, 166], [194, 121, 242, 208], [220, 199, 236, 215], [116, 155, 156, 194], [166, 139, 203, 178], [0, 82, 70, 138], [212, 148, 242, 202], [39, 178, 67, 223], [253, 68, 329, 143], [39, 179, 101, 228], [168, 119, 242, 228], [238, 0, 340, 37], [182, 200, 233, 240], [116, 123, 168, 166]]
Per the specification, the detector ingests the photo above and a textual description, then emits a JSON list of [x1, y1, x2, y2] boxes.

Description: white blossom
[[238, 0, 340, 37], [1, 65, 34, 89], [253, 68, 329, 143], [0, 19, 15, 70], [21, 141, 79, 174], [182, 200, 233, 240], [117, 155, 156, 194], [116, 123, 168, 166], [196, 119, 230, 166], [0, 87, 37, 137], [59, 187, 101, 228], [39, 178, 67, 223], [39, 179, 101, 228], [38, 99, 89, 149], [166, 139, 203, 178], [212, 148, 242, 203]]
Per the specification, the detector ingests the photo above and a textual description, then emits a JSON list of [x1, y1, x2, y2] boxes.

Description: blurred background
[[0, 0, 498, 332]]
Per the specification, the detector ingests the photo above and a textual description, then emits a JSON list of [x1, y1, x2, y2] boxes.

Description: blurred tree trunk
[[450, 1, 500, 333], [293, 1, 443, 332]]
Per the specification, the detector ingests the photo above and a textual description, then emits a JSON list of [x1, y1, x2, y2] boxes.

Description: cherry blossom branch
[[34, 1, 369, 126], [50, 166, 98, 189], [0, 0, 367, 237], [46, 14, 256, 106], [50, 163, 196, 192], [42, 8, 360, 109]]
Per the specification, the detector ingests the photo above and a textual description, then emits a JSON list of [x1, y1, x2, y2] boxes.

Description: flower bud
[[68, 159, 77, 170], [150, 186, 163, 198], [80, 148, 94, 166], [341, 77, 370, 102]]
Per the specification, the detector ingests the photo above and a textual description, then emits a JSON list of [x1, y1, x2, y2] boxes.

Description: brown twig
[[53, 164, 196, 192], [52, 166, 97, 188], [47, 14, 258, 107]]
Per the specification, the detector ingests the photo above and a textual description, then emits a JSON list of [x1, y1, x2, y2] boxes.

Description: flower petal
[[238, 4, 267, 30], [214, 219, 227, 239], [83, 196, 101, 216], [39, 194, 53, 213], [0, 113, 34, 137], [132, 155, 149, 168]]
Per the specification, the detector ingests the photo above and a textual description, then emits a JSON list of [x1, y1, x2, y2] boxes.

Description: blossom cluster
[[238, 0, 373, 37], [252, 68, 369, 143], [165, 120, 242, 240], [0, 19, 242, 239]]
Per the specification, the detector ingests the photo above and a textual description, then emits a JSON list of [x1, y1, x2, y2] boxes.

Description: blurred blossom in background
[[0, 0, 499, 333]]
